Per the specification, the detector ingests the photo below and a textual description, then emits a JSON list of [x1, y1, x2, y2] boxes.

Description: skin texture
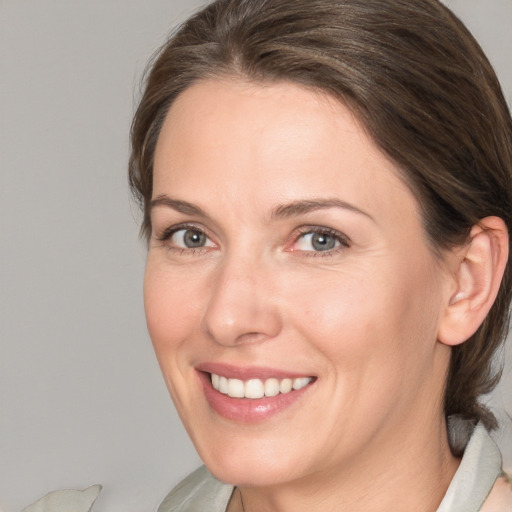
[[145, 79, 465, 512]]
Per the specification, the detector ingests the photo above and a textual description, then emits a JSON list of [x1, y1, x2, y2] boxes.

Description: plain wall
[[0, 1, 510, 511]]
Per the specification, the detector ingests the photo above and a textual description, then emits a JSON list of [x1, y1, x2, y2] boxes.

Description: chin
[[206, 458, 300, 488], [194, 432, 306, 487]]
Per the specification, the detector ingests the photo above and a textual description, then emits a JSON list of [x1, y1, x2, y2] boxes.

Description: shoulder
[[157, 466, 234, 512]]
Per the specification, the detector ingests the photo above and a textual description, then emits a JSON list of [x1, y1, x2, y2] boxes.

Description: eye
[[155, 224, 216, 252], [169, 228, 215, 249], [290, 228, 350, 253]]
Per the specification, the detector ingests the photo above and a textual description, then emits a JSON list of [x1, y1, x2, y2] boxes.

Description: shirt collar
[[436, 417, 502, 512]]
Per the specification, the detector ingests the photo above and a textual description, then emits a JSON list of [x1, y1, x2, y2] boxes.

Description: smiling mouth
[[210, 373, 314, 399]]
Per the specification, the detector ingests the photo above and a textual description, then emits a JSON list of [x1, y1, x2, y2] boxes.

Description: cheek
[[143, 262, 210, 418], [285, 264, 443, 441], [284, 257, 441, 376], [143, 262, 203, 362]]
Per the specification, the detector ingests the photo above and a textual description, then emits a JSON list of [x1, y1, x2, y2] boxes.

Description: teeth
[[227, 378, 244, 398], [280, 378, 293, 393], [293, 377, 311, 390], [245, 379, 265, 399], [210, 373, 312, 399], [219, 376, 228, 394], [264, 378, 280, 397]]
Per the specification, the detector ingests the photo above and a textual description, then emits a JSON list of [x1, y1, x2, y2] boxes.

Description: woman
[[129, 0, 512, 510]]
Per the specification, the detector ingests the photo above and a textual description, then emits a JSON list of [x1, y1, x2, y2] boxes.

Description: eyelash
[[157, 223, 200, 242], [154, 224, 351, 257], [155, 223, 215, 256], [290, 226, 351, 257]]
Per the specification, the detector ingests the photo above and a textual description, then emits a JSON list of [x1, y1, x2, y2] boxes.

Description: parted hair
[[129, 0, 512, 430]]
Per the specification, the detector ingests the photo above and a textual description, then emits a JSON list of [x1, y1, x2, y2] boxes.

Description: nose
[[201, 254, 283, 347]]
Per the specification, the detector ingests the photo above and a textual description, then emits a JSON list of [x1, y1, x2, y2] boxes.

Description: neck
[[228, 414, 460, 512]]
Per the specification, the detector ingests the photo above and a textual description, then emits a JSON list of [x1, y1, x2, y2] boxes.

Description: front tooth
[[280, 378, 293, 393], [219, 376, 228, 394], [264, 378, 280, 397], [227, 378, 245, 398], [214, 374, 311, 398], [292, 377, 311, 390], [245, 379, 265, 399]]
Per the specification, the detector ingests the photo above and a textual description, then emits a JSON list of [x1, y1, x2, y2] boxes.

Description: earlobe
[[438, 216, 509, 347]]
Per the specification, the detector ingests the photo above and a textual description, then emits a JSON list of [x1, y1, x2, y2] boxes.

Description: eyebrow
[[150, 195, 208, 217], [271, 199, 374, 221], [150, 195, 374, 222]]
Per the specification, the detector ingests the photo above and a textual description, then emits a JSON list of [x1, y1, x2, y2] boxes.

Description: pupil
[[312, 233, 335, 251], [184, 230, 206, 248]]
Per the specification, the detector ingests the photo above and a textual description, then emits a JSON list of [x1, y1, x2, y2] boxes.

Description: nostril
[[235, 332, 272, 344], [203, 312, 282, 347]]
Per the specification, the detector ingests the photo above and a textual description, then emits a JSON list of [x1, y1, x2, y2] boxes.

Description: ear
[[437, 216, 509, 347]]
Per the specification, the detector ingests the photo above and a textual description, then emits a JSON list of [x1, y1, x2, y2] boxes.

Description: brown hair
[[129, 0, 512, 429]]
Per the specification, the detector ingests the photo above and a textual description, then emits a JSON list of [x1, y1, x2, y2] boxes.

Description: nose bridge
[[202, 247, 282, 346]]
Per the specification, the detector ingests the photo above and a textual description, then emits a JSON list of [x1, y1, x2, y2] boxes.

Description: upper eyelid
[[155, 222, 212, 242], [293, 226, 351, 244], [153, 225, 217, 256]]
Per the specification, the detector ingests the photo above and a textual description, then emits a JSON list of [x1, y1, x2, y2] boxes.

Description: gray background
[[0, 1, 510, 511]]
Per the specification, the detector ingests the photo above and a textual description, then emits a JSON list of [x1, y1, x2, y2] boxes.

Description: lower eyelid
[[293, 229, 350, 250], [173, 228, 215, 247]]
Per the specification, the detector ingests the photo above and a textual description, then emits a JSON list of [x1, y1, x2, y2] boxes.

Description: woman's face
[[145, 79, 454, 487]]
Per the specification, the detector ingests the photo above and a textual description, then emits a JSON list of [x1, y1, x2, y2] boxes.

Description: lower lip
[[198, 372, 314, 423]]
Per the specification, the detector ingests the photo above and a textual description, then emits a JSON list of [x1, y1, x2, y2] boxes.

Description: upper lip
[[196, 362, 314, 380]]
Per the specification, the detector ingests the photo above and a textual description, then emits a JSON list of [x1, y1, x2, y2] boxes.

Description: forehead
[[153, 78, 420, 228]]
